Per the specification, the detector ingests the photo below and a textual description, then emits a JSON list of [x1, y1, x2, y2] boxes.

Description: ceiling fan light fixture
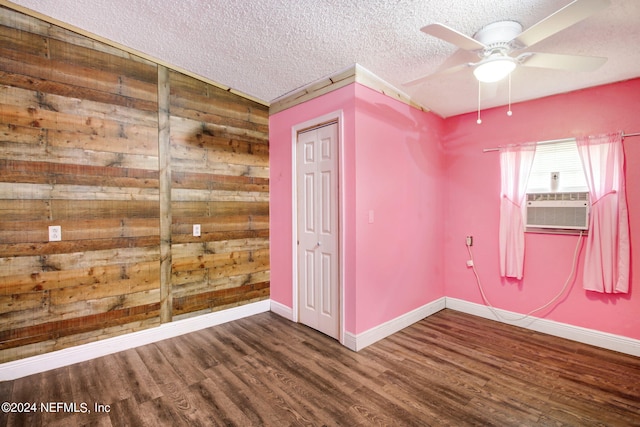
[[473, 56, 517, 83]]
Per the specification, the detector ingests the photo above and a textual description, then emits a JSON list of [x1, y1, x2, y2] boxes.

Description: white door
[[296, 122, 340, 339]]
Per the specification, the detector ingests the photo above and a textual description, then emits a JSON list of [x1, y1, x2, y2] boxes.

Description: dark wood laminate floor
[[2, 309, 639, 426]]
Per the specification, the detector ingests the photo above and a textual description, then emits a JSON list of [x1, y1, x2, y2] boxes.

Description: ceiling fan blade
[[421, 23, 486, 51], [403, 62, 471, 87], [515, 0, 611, 48], [519, 52, 607, 71], [434, 49, 479, 73]]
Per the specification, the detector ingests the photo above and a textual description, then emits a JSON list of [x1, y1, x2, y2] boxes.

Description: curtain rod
[[482, 132, 640, 153]]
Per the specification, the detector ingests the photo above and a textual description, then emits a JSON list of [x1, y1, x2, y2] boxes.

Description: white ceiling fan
[[405, 0, 611, 87]]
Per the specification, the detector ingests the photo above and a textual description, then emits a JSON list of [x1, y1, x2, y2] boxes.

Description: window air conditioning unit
[[525, 192, 589, 232]]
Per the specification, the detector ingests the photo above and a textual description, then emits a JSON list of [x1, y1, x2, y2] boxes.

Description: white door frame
[[291, 110, 345, 345]]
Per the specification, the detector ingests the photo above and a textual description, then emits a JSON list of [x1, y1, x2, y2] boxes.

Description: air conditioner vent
[[525, 192, 589, 233], [526, 192, 589, 202]]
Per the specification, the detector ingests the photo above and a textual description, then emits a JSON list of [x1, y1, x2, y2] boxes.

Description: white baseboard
[[343, 297, 446, 352], [0, 300, 270, 381], [270, 299, 294, 321], [445, 297, 640, 357]]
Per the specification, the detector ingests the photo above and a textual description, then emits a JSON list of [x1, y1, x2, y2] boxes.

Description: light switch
[[193, 224, 201, 237], [368, 210, 374, 224], [48, 225, 61, 242]]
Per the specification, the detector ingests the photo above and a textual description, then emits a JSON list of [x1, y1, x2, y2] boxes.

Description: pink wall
[[353, 85, 446, 333], [269, 83, 446, 335], [271, 77, 640, 342], [443, 78, 640, 339]]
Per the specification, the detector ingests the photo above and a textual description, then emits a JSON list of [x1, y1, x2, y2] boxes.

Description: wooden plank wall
[[0, 6, 270, 363], [169, 72, 270, 318]]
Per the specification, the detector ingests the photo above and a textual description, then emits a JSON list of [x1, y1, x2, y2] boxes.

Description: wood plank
[[50, 200, 160, 220], [0, 182, 159, 201], [1, 246, 159, 273], [49, 272, 159, 306], [169, 83, 269, 126], [171, 215, 269, 233], [172, 170, 268, 192], [46, 127, 158, 157], [0, 22, 49, 57], [0, 218, 159, 244], [2, 260, 160, 295], [48, 37, 158, 83], [0, 255, 45, 278], [0, 101, 149, 136], [0, 286, 159, 330], [171, 188, 267, 203], [171, 200, 269, 217], [0, 236, 160, 257], [172, 281, 269, 315], [0, 140, 159, 170], [171, 269, 207, 287], [169, 154, 269, 178], [0, 120, 46, 145], [0, 268, 160, 316], [0, 68, 158, 112], [0, 160, 159, 187], [170, 237, 269, 259], [158, 65, 172, 324], [169, 69, 269, 112], [170, 115, 268, 146], [172, 270, 270, 297], [0, 6, 155, 63], [0, 46, 157, 106], [0, 199, 51, 221], [0, 317, 161, 364], [47, 289, 160, 319], [51, 316, 161, 352], [0, 302, 161, 353], [0, 199, 156, 225], [171, 248, 269, 273], [169, 133, 269, 167], [0, 85, 157, 127], [168, 104, 268, 135]]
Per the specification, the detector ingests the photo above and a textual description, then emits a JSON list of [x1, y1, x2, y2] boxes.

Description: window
[[527, 139, 588, 193]]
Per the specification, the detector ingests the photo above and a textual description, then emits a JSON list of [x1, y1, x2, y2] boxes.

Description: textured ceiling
[[7, 0, 640, 117]]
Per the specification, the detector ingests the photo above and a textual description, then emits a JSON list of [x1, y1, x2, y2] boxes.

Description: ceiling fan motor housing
[[474, 21, 524, 56]]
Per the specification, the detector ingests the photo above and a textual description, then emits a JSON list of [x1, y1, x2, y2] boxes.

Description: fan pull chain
[[507, 73, 513, 116], [476, 81, 482, 124]]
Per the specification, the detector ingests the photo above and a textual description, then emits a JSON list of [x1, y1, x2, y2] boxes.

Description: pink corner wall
[[271, 77, 639, 342], [443, 78, 640, 339], [269, 83, 446, 336], [352, 84, 446, 333]]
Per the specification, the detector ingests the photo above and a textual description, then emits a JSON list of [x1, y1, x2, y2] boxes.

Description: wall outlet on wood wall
[[48, 226, 62, 242], [193, 224, 201, 237]]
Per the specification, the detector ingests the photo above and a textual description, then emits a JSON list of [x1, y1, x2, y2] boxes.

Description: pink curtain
[[577, 132, 630, 293], [499, 143, 536, 279]]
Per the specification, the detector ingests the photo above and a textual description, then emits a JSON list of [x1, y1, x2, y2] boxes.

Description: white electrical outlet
[[193, 224, 201, 237], [48, 225, 61, 242]]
